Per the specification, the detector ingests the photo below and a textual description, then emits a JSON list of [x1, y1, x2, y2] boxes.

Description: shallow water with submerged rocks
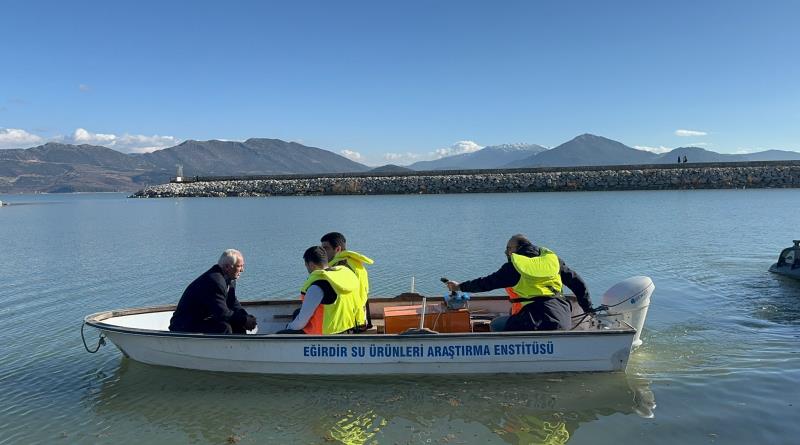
[[0, 190, 798, 444]]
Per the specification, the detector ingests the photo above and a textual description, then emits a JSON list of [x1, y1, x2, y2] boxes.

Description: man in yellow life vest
[[446, 234, 593, 331], [320, 232, 374, 330], [279, 246, 361, 335]]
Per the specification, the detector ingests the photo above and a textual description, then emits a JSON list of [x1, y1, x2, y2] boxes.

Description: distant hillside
[[0, 143, 159, 193], [140, 138, 369, 176], [0, 138, 370, 193], [369, 164, 415, 173], [653, 147, 739, 164], [410, 143, 546, 170], [509, 137, 800, 167], [653, 147, 800, 163], [741, 149, 800, 161], [0, 142, 153, 170], [509, 134, 658, 167]]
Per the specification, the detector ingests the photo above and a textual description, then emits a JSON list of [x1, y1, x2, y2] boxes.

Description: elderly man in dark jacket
[[169, 249, 257, 334]]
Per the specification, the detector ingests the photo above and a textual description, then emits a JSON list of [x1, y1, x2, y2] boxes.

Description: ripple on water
[[3, 191, 800, 444], [68, 361, 657, 444]]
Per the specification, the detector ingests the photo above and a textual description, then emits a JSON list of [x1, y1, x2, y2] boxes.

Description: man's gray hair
[[218, 249, 243, 267]]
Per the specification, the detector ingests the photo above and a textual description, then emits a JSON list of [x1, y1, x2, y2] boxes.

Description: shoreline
[[132, 161, 800, 198]]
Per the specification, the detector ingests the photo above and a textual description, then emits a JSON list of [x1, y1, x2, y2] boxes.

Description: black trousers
[[173, 319, 246, 334], [505, 297, 572, 331]]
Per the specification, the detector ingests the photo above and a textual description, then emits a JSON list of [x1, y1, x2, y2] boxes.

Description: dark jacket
[[169, 265, 248, 332], [457, 245, 593, 312]]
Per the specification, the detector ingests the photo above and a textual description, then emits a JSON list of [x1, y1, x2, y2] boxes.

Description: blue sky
[[1, 0, 798, 165]]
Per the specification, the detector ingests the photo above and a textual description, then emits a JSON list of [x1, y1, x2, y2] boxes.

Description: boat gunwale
[[84, 298, 638, 341]]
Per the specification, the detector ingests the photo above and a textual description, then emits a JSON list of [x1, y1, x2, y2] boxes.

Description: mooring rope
[[81, 321, 106, 353]]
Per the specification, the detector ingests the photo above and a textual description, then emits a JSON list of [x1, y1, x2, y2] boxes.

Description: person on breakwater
[[169, 249, 257, 334], [445, 234, 593, 332], [277, 246, 361, 334], [320, 232, 374, 331]]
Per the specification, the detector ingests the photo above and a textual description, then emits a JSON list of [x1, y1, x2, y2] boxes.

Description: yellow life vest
[[330, 250, 373, 327], [505, 248, 564, 315], [300, 266, 360, 334]]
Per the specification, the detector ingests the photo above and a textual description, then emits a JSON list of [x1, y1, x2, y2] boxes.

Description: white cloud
[[433, 140, 483, 159], [383, 152, 422, 164], [340, 149, 362, 161], [79, 84, 90, 92], [74, 128, 115, 143], [635, 145, 672, 154], [675, 129, 707, 137], [687, 142, 709, 147], [0, 128, 44, 149], [380, 140, 485, 165], [70, 128, 180, 153]]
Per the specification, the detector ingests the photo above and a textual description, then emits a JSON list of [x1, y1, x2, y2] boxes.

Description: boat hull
[[88, 315, 635, 375], [769, 263, 800, 280], [100, 330, 633, 375]]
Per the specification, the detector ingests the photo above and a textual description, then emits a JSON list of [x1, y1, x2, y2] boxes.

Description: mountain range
[[0, 139, 369, 193], [408, 143, 547, 170], [505, 134, 800, 168], [1, 134, 798, 193]]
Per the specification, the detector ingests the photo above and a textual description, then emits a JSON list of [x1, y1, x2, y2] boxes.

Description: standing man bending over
[[280, 246, 360, 334], [320, 232, 374, 330], [446, 234, 592, 332], [169, 249, 257, 334]]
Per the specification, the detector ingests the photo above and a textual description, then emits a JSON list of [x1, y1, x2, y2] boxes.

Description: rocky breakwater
[[132, 162, 800, 197]]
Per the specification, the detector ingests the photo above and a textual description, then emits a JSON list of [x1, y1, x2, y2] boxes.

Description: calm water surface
[[0, 190, 798, 444]]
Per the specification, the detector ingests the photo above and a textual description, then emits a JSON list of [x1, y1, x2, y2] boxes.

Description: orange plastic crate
[[383, 305, 471, 334]]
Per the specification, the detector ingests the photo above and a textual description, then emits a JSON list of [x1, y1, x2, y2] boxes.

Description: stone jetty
[[132, 161, 800, 198]]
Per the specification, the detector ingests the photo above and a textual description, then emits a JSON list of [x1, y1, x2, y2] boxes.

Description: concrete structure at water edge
[[131, 161, 800, 198]]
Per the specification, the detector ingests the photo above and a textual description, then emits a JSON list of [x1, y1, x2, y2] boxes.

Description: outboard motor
[[769, 240, 800, 279], [599, 276, 654, 348]]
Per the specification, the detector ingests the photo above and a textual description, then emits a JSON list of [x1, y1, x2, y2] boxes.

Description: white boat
[[83, 276, 654, 375]]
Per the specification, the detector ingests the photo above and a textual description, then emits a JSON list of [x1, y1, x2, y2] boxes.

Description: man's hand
[[244, 314, 258, 331], [446, 281, 460, 293]]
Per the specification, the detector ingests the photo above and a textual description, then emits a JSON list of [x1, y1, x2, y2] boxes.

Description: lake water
[[1, 190, 798, 444]]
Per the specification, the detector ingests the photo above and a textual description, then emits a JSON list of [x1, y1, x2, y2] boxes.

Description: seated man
[[446, 234, 592, 332], [279, 246, 360, 334], [320, 232, 374, 330], [169, 249, 257, 334]]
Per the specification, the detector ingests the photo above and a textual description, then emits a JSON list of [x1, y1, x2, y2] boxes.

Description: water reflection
[[89, 359, 656, 444]]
